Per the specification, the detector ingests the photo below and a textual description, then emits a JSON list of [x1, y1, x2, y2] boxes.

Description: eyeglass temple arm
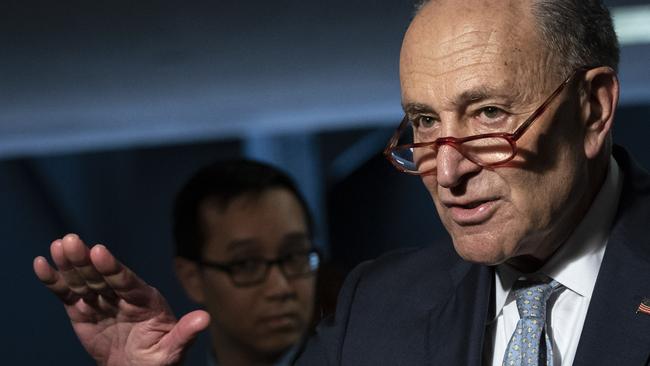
[[511, 67, 592, 141]]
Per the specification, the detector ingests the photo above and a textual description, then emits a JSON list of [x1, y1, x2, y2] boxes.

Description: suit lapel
[[573, 222, 650, 365], [574, 148, 650, 365], [426, 261, 493, 366]]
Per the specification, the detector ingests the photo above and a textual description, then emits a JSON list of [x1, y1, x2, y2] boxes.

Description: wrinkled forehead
[[400, 0, 552, 104]]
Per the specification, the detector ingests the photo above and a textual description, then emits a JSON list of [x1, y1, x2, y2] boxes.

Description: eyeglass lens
[[230, 251, 319, 286], [390, 120, 516, 172]]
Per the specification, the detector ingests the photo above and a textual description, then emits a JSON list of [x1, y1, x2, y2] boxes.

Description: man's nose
[[435, 144, 481, 188], [264, 265, 295, 300]]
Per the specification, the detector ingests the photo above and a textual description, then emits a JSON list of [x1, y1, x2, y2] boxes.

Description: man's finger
[[89, 244, 152, 306], [62, 235, 117, 301], [33, 255, 79, 305], [52, 236, 95, 299]]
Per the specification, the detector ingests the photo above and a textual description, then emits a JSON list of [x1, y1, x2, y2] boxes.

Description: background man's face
[[400, 0, 591, 267], [198, 188, 315, 359]]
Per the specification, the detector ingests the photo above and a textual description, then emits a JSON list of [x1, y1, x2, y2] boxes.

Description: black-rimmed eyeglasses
[[199, 249, 320, 287]]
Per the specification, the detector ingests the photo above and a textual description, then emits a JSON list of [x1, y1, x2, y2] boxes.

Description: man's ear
[[581, 66, 619, 159], [174, 257, 205, 304]]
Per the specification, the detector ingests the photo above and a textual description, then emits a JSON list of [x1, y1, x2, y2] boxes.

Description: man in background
[[34, 159, 320, 366], [172, 160, 318, 365]]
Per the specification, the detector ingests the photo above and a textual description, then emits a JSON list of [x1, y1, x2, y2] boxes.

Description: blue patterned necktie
[[502, 279, 560, 366]]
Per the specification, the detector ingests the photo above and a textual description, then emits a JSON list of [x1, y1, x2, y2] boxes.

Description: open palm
[[34, 234, 210, 366]]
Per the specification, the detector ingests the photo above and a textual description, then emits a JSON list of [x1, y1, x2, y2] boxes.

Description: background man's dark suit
[[296, 147, 650, 365]]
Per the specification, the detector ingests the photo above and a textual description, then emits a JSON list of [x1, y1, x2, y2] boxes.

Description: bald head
[[412, 0, 619, 75], [401, 0, 555, 109]]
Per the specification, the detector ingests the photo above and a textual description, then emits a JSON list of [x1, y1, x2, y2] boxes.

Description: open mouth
[[447, 199, 499, 225], [460, 200, 491, 209]]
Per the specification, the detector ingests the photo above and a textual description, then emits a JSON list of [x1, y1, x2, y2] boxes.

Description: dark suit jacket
[[296, 147, 650, 365]]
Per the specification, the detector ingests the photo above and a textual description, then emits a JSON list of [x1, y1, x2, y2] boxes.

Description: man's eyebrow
[[454, 88, 494, 105], [280, 232, 311, 248], [402, 87, 513, 113], [226, 238, 259, 253], [402, 102, 435, 114]]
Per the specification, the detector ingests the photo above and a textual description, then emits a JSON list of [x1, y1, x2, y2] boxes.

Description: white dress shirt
[[485, 157, 623, 365]]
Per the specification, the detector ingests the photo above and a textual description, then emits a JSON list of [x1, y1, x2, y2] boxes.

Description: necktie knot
[[512, 279, 559, 319]]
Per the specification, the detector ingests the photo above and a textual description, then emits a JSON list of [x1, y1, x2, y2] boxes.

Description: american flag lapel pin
[[637, 298, 650, 316]]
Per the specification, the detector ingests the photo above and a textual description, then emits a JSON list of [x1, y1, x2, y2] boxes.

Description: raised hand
[[33, 234, 210, 366]]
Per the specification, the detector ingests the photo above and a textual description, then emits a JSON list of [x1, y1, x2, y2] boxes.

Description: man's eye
[[283, 252, 308, 264], [231, 259, 262, 273], [413, 115, 438, 129], [281, 252, 312, 272], [479, 106, 504, 120]]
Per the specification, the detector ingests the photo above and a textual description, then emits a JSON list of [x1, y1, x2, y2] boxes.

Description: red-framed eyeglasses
[[383, 67, 594, 175]]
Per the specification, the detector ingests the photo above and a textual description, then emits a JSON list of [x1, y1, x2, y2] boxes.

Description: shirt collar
[[493, 156, 623, 320]]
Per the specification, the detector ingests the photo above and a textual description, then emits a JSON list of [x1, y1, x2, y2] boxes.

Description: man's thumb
[[161, 310, 211, 363]]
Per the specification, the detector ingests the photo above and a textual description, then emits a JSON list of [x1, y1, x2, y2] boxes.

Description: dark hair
[[172, 159, 314, 261], [414, 0, 619, 75]]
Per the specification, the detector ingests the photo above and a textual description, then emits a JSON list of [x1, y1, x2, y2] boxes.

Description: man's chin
[[451, 236, 509, 266], [254, 332, 301, 355]]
